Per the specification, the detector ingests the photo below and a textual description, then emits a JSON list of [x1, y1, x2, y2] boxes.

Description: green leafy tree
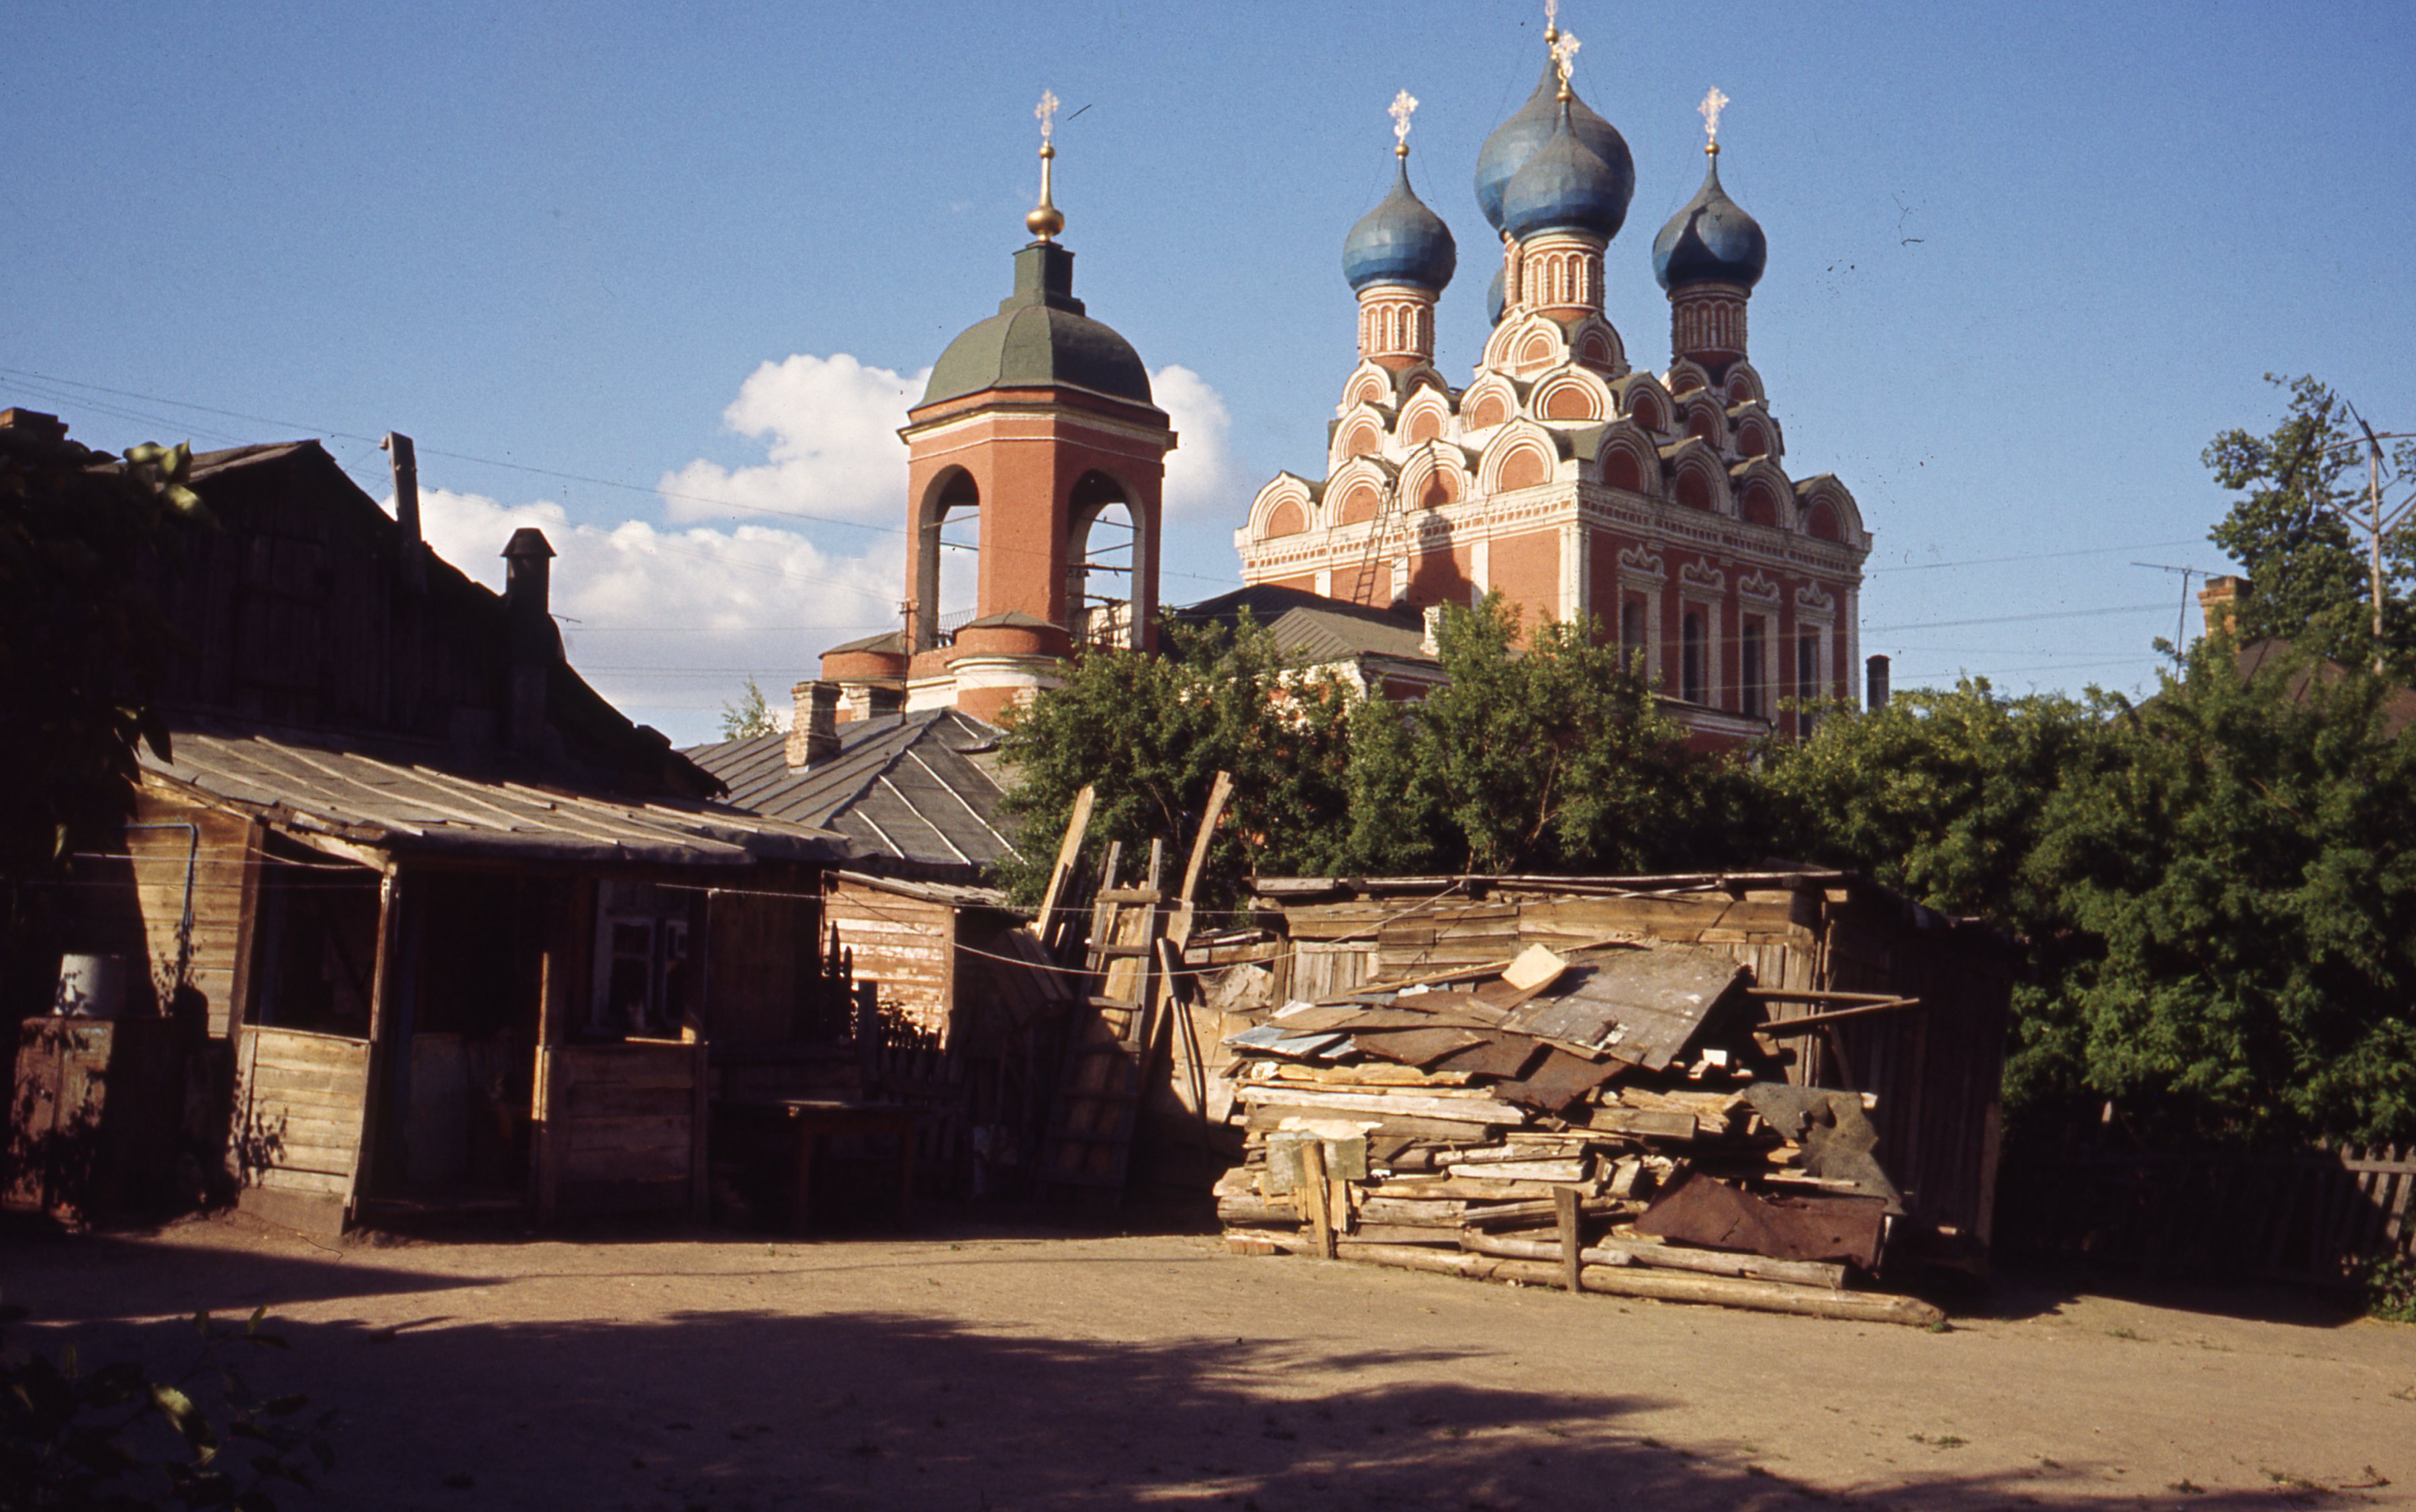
[[1753, 676, 2113, 934], [995, 615, 1357, 909], [2025, 638, 2416, 1146], [718, 676, 780, 740], [1347, 595, 1733, 874], [2206, 373, 2416, 675]]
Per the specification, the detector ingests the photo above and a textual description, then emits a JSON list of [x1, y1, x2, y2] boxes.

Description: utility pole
[[2301, 407, 2413, 675], [2132, 562, 2203, 651]]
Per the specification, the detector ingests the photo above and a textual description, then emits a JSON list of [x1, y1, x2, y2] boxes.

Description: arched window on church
[[1068, 470, 1141, 649], [916, 467, 981, 652]]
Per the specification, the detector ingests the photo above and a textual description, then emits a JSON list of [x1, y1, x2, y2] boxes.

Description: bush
[[0, 1295, 334, 1510]]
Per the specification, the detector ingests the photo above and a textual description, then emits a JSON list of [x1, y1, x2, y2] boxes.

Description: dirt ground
[[3, 1209, 2411, 1511]]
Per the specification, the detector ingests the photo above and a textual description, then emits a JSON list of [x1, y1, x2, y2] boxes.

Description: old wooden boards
[[234, 1024, 374, 1236], [1038, 842, 1167, 1199], [533, 1038, 711, 1221]]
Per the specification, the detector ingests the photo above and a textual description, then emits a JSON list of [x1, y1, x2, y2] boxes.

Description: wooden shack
[[1217, 871, 2016, 1257], [5, 429, 849, 1233]]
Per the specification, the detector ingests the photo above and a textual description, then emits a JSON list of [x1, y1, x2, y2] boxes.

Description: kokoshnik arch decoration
[[818, 89, 1177, 726], [1238, 13, 1872, 746]]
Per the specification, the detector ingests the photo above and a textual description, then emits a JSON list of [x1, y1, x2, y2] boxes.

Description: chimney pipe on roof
[[1865, 653, 1890, 711], [786, 681, 842, 767], [501, 528, 558, 751], [382, 432, 425, 591], [0, 409, 68, 443]]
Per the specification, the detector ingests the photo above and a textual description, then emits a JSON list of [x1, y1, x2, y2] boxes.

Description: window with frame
[[1796, 631, 1821, 739], [1741, 617, 1766, 719], [590, 881, 693, 1036], [1619, 597, 1647, 673], [1681, 610, 1707, 705]]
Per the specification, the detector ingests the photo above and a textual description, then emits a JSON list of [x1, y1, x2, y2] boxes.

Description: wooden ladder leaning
[[1038, 839, 1167, 1202]]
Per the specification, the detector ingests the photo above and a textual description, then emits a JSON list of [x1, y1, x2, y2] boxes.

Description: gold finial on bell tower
[[1699, 86, 1729, 158], [1551, 31, 1581, 102], [1026, 89, 1065, 241]]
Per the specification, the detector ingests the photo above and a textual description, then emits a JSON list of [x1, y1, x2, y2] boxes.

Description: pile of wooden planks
[[1212, 942, 1946, 1327]]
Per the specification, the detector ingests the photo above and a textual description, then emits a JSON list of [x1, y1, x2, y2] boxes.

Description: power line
[[0, 363, 1248, 589], [1866, 538, 2208, 575], [1864, 602, 2173, 634]]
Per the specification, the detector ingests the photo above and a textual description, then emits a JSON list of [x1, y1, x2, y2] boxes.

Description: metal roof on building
[[685, 709, 1018, 880], [144, 721, 844, 866], [1175, 584, 1438, 670]]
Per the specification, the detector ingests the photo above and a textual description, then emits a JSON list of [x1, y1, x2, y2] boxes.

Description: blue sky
[[7, 1, 2412, 743]]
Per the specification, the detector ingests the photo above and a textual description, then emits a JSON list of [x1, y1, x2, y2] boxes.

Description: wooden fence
[[1998, 1141, 2416, 1285]]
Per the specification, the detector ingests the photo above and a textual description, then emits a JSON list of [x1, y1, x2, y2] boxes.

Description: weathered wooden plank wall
[[824, 880, 954, 1038], [233, 1024, 372, 1234], [1999, 1142, 2416, 1284], [535, 1038, 708, 1219]]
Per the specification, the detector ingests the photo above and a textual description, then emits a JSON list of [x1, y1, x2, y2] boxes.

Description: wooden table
[[717, 1099, 918, 1233]]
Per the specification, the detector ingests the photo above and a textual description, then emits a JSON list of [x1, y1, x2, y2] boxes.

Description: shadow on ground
[[6, 1227, 2382, 1511]]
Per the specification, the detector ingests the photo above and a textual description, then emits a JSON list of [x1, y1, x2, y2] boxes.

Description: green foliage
[[1347, 595, 1735, 874], [998, 596, 1753, 913], [718, 676, 780, 741], [2359, 1253, 2416, 1323], [2026, 638, 2416, 1147], [2205, 374, 2416, 676], [0, 1295, 335, 1510], [0, 431, 208, 885], [1760, 637, 2416, 1148], [994, 614, 1356, 909]]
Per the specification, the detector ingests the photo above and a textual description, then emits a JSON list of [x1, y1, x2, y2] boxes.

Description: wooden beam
[[1033, 785, 1096, 948], [1753, 997, 1923, 1034]]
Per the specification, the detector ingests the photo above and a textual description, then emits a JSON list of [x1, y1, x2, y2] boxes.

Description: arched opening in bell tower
[[1067, 468, 1145, 650], [914, 466, 981, 651]]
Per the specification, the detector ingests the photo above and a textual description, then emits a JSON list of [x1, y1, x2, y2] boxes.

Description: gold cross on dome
[[1551, 32, 1581, 90], [1389, 90, 1418, 148], [1036, 89, 1061, 143], [1699, 87, 1730, 147]]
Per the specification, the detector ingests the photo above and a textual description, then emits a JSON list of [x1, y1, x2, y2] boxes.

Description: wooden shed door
[[234, 1025, 373, 1236], [532, 1038, 708, 1221]]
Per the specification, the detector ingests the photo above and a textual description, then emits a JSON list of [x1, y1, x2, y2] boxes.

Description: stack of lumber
[[1210, 943, 1945, 1327]]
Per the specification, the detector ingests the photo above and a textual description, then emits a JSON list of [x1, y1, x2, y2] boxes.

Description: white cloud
[[1152, 363, 1244, 523], [653, 351, 1249, 530], [395, 485, 906, 740], [657, 354, 930, 525]]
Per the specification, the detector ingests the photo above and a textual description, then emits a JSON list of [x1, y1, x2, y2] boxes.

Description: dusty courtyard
[[3, 1211, 2411, 1511]]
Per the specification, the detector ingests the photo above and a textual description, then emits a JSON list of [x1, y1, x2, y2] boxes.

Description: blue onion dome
[[1474, 59, 1633, 234], [1343, 155, 1457, 293], [1653, 152, 1767, 291], [1500, 100, 1631, 242], [1486, 262, 1505, 325]]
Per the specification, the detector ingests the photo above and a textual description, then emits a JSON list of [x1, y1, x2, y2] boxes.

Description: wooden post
[[1555, 1186, 1584, 1294], [347, 864, 403, 1226], [532, 932, 565, 1223], [1300, 1140, 1336, 1259], [1033, 785, 1095, 954], [689, 1038, 710, 1223]]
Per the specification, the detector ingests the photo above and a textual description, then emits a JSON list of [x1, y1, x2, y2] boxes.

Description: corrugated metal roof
[[144, 722, 844, 865], [685, 709, 1017, 878], [1175, 583, 1436, 668]]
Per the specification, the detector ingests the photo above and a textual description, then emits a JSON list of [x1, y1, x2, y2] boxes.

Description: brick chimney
[[0, 409, 68, 442], [865, 684, 906, 719], [2198, 575, 2245, 639], [501, 528, 558, 751], [785, 680, 841, 767]]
